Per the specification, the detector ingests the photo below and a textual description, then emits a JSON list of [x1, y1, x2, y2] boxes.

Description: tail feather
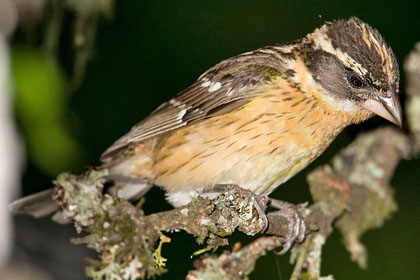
[[10, 179, 154, 219], [9, 188, 59, 218]]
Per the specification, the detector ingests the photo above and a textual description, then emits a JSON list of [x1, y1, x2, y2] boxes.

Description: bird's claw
[[230, 186, 270, 232], [213, 184, 269, 232], [269, 198, 307, 255], [252, 195, 269, 232]]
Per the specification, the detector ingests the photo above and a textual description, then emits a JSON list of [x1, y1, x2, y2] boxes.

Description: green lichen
[[152, 234, 170, 270]]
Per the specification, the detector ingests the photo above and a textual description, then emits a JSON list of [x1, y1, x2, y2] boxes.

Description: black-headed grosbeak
[[12, 17, 401, 231]]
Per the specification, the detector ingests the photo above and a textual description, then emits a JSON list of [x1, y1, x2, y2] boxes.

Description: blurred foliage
[[11, 0, 420, 279], [12, 48, 82, 175]]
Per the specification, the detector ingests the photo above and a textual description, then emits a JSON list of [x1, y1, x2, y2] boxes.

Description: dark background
[[11, 1, 420, 279]]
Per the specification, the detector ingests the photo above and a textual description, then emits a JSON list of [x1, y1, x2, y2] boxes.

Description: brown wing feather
[[101, 46, 289, 163]]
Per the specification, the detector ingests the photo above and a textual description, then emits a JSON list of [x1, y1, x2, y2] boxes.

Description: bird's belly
[[162, 154, 306, 207], [152, 96, 343, 199], [153, 125, 323, 196]]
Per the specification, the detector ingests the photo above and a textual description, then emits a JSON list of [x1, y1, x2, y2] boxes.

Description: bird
[[11, 17, 401, 241]]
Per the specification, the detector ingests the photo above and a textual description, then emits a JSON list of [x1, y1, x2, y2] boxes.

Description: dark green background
[[13, 1, 420, 279]]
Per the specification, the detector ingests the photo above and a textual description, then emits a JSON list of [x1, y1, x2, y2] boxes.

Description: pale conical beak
[[360, 93, 402, 127]]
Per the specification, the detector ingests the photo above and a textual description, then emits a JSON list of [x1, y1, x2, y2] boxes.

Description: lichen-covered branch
[[50, 127, 409, 280], [51, 170, 309, 279], [50, 43, 420, 280], [287, 127, 409, 280], [186, 236, 286, 280]]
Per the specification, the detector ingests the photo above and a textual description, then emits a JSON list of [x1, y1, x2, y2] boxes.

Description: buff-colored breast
[[151, 77, 360, 196]]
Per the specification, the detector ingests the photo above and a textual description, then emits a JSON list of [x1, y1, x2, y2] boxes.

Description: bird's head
[[300, 17, 401, 126]]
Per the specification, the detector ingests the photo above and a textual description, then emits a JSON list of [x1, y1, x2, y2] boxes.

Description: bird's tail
[[9, 188, 58, 218], [9, 180, 153, 219]]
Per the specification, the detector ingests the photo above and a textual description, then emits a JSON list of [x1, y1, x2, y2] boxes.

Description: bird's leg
[[212, 184, 269, 232], [209, 186, 306, 253], [268, 198, 307, 255]]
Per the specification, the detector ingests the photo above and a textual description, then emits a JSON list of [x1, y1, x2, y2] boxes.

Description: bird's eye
[[348, 75, 364, 89]]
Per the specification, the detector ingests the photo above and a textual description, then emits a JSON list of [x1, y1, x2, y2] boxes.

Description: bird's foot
[[213, 184, 269, 232], [268, 198, 307, 255]]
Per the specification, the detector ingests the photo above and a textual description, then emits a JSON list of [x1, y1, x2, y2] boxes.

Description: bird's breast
[[152, 86, 346, 195]]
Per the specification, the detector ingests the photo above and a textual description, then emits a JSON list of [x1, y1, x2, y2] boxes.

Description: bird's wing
[[101, 53, 284, 163]]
